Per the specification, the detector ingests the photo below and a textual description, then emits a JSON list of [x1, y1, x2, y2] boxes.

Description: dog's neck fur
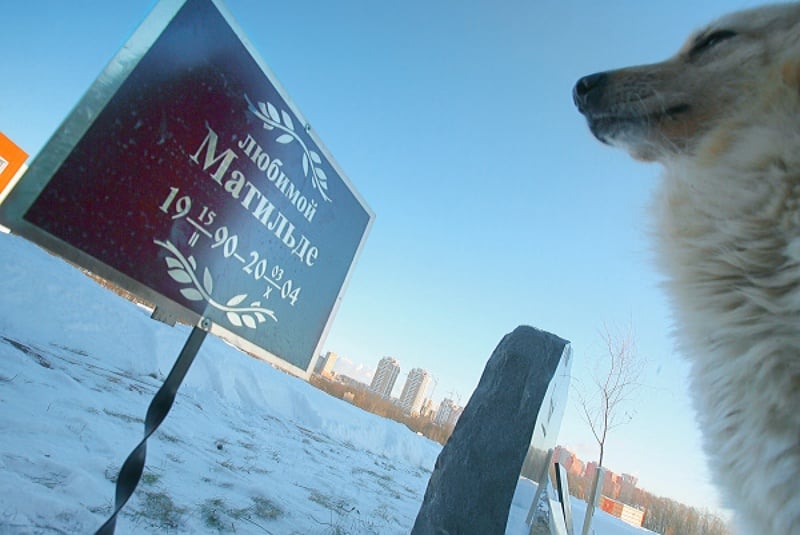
[[653, 65, 800, 533]]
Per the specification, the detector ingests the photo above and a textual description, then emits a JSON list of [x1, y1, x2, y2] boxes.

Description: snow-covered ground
[[0, 231, 652, 534]]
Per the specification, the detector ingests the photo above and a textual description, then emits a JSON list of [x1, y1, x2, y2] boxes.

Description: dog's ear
[[780, 58, 800, 91]]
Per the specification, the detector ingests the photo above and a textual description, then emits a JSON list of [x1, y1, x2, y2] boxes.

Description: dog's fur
[[574, 4, 800, 533]]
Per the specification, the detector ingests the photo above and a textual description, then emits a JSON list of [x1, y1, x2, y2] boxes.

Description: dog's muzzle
[[573, 72, 608, 116], [573, 72, 613, 143]]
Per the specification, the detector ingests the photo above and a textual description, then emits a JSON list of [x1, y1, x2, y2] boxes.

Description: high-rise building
[[398, 367, 431, 415], [370, 357, 400, 398], [313, 351, 338, 377], [420, 398, 435, 419], [434, 398, 462, 427]]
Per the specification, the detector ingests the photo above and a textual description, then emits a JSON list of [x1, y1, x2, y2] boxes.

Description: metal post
[[581, 466, 606, 535], [95, 321, 209, 534], [555, 463, 574, 535]]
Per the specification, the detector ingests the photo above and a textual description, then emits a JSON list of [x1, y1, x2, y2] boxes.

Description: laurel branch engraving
[[245, 94, 331, 202], [154, 239, 277, 328]]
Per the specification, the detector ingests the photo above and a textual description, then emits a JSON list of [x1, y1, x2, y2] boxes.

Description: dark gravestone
[[412, 325, 570, 534]]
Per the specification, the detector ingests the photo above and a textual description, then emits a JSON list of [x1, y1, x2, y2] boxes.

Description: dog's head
[[574, 3, 800, 163]]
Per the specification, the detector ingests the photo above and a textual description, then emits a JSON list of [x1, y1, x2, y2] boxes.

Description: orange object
[[0, 132, 27, 195]]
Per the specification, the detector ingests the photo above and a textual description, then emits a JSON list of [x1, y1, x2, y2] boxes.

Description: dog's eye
[[690, 30, 737, 56]]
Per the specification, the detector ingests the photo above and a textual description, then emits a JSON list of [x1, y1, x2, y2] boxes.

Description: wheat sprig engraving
[[245, 94, 331, 202], [155, 239, 277, 328]]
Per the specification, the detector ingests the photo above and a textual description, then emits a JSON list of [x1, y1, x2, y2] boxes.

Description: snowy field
[[0, 231, 652, 534]]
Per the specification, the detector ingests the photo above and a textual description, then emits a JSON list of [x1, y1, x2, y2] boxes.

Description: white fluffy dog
[[574, 3, 800, 533]]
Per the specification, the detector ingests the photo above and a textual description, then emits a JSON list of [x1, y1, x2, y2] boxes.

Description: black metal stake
[[95, 322, 209, 534]]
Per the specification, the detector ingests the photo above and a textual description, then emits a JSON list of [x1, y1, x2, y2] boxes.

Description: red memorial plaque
[[0, 0, 374, 375]]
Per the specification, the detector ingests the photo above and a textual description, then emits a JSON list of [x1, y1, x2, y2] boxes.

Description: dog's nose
[[573, 72, 608, 112]]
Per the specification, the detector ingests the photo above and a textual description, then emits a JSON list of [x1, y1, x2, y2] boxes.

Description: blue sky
[[2, 0, 768, 517]]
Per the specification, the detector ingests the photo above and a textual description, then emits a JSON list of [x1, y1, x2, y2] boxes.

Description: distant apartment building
[[420, 398, 436, 419], [370, 357, 400, 398], [314, 351, 338, 377], [553, 446, 585, 477], [585, 461, 599, 482], [556, 450, 641, 508], [582, 461, 622, 501], [599, 496, 645, 528], [434, 398, 463, 427], [619, 473, 639, 504], [605, 471, 623, 500], [398, 367, 431, 415]]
